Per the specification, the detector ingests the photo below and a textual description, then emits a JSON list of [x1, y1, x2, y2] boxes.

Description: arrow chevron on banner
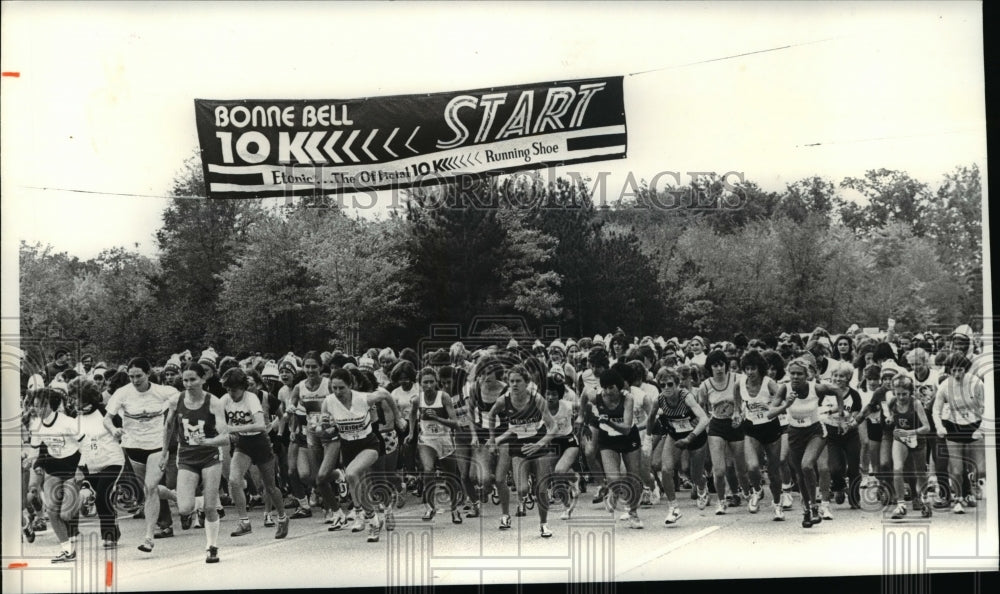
[[324, 131, 344, 164], [405, 127, 420, 154], [362, 129, 379, 161], [304, 131, 326, 163], [383, 127, 399, 158], [342, 130, 361, 163]]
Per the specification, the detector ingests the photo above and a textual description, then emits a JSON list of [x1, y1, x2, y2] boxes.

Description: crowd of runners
[[19, 322, 990, 565]]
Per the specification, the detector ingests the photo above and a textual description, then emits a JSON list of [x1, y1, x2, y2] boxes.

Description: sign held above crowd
[[194, 77, 627, 199]]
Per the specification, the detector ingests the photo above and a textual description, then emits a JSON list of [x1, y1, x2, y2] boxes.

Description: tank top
[[504, 390, 544, 442], [326, 391, 373, 441], [472, 381, 507, 428], [739, 375, 774, 425], [451, 385, 472, 431], [592, 392, 630, 438], [176, 392, 219, 456], [912, 368, 941, 427], [889, 399, 920, 448], [418, 390, 452, 440], [703, 372, 738, 419], [786, 382, 820, 428], [297, 377, 330, 432], [547, 399, 575, 437], [657, 390, 698, 435]]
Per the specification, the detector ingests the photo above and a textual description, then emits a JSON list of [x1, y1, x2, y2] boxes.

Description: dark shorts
[[598, 427, 641, 454], [669, 430, 708, 451], [509, 437, 547, 460], [942, 419, 980, 445], [787, 423, 824, 453], [708, 417, 745, 443], [865, 418, 885, 442], [341, 433, 381, 468], [550, 435, 580, 458], [42, 450, 81, 480], [123, 447, 162, 465], [742, 419, 783, 445], [177, 446, 221, 474], [235, 433, 275, 466]]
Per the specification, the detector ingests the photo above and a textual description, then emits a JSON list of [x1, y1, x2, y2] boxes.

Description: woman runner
[[698, 350, 751, 515], [932, 352, 986, 514], [886, 376, 932, 519], [408, 367, 463, 524], [737, 350, 785, 519]]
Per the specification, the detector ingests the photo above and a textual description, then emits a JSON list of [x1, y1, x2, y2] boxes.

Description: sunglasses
[[663, 381, 676, 387]]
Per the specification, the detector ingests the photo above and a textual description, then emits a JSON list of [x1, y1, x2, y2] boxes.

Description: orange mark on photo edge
[[8, 562, 28, 568], [106, 561, 114, 587], [1, 72, 20, 77]]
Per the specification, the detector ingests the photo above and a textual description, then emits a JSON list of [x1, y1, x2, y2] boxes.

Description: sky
[[0, 1, 987, 260]]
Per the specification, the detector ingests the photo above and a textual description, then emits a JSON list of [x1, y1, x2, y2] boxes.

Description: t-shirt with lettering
[[31, 412, 83, 459], [106, 382, 179, 450], [220, 391, 265, 436]]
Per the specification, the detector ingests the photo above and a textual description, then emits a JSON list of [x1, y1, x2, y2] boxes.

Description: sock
[[206, 519, 220, 548], [278, 511, 287, 521], [60, 541, 73, 554], [298, 497, 309, 507]]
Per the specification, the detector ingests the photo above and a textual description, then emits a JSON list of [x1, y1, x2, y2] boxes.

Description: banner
[[194, 77, 626, 198]]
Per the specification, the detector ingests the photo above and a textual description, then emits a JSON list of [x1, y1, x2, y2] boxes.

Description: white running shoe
[[641, 488, 652, 507], [773, 504, 785, 521], [627, 512, 644, 529], [664, 507, 681, 525], [540, 523, 553, 538], [819, 502, 833, 520], [890, 503, 907, 520], [651, 487, 661, 506], [696, 489, 710, 510], [323, 509, 337, 525], [351, 512, 366, 533], [780, 491, 793, 510], [619, 511, 631, 521], [748, 489, 761, 514], [952, 501, 965, 514], [715, 500, 727, 515]]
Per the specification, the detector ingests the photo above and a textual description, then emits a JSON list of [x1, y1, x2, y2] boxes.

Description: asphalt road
[[7, 486, 998, 592]]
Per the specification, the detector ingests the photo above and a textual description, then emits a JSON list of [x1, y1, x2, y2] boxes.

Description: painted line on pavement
[[615, 525, 721, 577]]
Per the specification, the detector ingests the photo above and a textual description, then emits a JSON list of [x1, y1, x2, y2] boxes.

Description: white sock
[[60, 541, 72, 554], [206, 519, 220, 547]]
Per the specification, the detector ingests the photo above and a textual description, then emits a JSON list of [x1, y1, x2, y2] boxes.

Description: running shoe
[[890, 503, 907, 520], [195, 510, 205, 529], [309, 493, 319, 507], [592, 485, 608, 505], [263, 512, 275, 527], [748, 489, 761, 514], [275, 515, 290, 539], [284, 496, 299, 509], [421, 507, 436, 522], [466, 501, 481, 518], [103, 539, 118, 549], [964, 495, 977, 509], [810, 505, 822, 525], [351, 512, 366, 532], [291, 506, 312, 520], [323, 509, 337, 524], [627, 512, 644, 529], [220, 492, 233, 506], [664, 507, 682, 525], [327, 510, 347, 531], [154, 526, 174, 539], [696, 489, 710, 510], [680, 478, 693, 491], [773, 504, 784, 521], [451, 509, 463, 524], [641, 488, 652, 507], [22, 510, 35, 544], [651, 487, 662, 506], [206, 546, 219, 564], [180, 513, 193, 530], [51, 551, 76, 564], [367, 515, 382, 543], [559, 507, 574, 521], [540, 523, 553, 538], [137, 538, 154, 553], [801, 509, 813, 528], [834, 490, 846, 505], [499, 514, 512, 530], [715, 501, 727, 515], [819, 502, 833, 520], [933, 497, 952, 510], [230, 519, 252, 537], [952, 501, 965, 514], [920, 501, 933, 519], [516, 502, 527, 517], [619, 511, 631, 521], [780, 491, 794, 510]]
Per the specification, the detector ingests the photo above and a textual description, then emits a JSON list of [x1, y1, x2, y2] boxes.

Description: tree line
[[19, 155, 983, 363]]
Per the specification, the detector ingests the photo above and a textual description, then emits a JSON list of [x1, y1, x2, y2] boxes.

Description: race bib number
[[777, 413, 789, 427], [182, 420, 206, 445], [339, 421, 371, 441], [599, 422, 623, 437], [422, 420, 444, 436], [48, 436, 66, 457], [746, 404, 770, 425], [90, 437, 100, 451], [307, 412, 321, 430], [668, 418, 694, 433], [511, 422, 538, 438], [554, 416, 572, 436]]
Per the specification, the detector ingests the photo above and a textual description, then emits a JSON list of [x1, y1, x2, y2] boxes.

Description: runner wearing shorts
[[650, 368, 709, 524], [737, 350, 784, 519], [932, 352, 986, 514], [698, 350, 750, 515]]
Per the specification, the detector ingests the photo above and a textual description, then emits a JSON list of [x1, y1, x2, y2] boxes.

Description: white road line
[[615, 525, 721, 577]]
